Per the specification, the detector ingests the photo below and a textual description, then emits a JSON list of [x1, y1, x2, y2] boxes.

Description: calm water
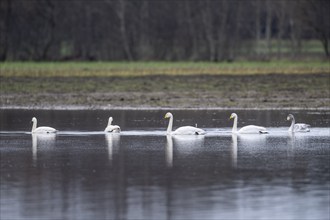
[[1, 109, 329, 220]]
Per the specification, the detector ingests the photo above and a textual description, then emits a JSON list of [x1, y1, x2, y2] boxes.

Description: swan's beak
[[229, 115, 233, 120]]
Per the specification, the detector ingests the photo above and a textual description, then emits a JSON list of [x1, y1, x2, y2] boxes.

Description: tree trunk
[[217, 0, 229, 61], [0, 0, 12, 60], [117, 0, 133, 61], [202, 0, 217, 61], [321, 33, 329, 57], [185, 1, 198, 60], [138, 1, 152, 60], [41, 0, 55, 60], [254, 0, 261, 56], [265, 0, 272, 58], [276, 1, 285, 59]]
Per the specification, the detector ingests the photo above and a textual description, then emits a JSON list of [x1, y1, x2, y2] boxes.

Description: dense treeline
[[0, 0, 329, 61]]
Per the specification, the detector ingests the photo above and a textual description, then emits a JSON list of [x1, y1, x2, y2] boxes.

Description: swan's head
[[107, 117, 114, 126], [164, 112, 173, 119], [31, 117, 37, 123], [229, 113, 237, 120], [287, 114, 294, 121]]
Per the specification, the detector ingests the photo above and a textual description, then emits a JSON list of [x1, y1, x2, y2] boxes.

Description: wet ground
[[1, 74, 329, 109]]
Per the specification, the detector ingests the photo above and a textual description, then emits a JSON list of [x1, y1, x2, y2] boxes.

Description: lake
[[1, 109, 329, 220]]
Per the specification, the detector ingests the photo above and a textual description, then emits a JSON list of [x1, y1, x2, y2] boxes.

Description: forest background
[[1, 0, 329, 61]]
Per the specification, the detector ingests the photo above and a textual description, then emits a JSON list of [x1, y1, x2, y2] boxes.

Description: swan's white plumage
[[229, 113, 268, 134], [172, 126, 206, 135], [287, 114, 310, 132], [104, 117, 121, 133], [238, 125, 268, 134], [165, 112, 206, 135], [31, 117, 57, 133]]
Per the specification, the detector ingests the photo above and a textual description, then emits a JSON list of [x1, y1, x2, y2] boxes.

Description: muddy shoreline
[[1, 74, 329, 110]]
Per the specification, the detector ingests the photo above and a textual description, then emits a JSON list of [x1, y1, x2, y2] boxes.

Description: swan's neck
[[32, 120, 37, 132], [289, 118, 295, 132], [108, 120, 112, 126], [167, 116, 173, 135], [232, 117, 238, 133]]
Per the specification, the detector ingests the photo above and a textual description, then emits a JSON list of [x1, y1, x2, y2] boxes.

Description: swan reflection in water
[[165, 135, 205, 168], [105, 133, 121, 163], [287, 131, 309, 150], [231, 134, 238, 168], [235, 134, 267, 168], [165, 136, 173, 167], [285, 132, 296, 159], [228, 134, 267, 169], [31, 133, 56, 165], [238, 134, 267, 147]]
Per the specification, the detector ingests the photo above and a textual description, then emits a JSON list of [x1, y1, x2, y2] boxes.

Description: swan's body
[[165, 112, 206, 135], [104, 117, 121, 133], [229, 113, 268, 134], [31, 117, 57, 133], [287, 114, 310, 132], [171, 126, 206, 135]]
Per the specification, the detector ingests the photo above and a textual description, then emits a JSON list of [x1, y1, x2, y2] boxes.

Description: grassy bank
[[1, 61, 329, 77]]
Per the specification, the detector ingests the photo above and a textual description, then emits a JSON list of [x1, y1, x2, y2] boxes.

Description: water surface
[[1, 109, 329, 219]]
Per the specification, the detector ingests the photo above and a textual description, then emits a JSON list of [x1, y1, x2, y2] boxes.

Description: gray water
[[1, 109, 329, 220]]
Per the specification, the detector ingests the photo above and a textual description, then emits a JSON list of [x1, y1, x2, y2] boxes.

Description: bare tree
[[137, 0, 152, 60], [204, 1, 216, 61], [254, 0, 262, 56], [265, 0, 273, 57], [298, 0, 330, 57], [274, 0, 286, 59], [184, 1, 198, 60], [0, 0, 11, 60], [116, 0, 133, 61]]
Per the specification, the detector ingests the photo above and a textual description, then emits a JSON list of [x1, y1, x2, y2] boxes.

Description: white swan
[[164, 112, 206, 135], [229, 113, 268, 134], [104, 117, 121, 133], [31, 117, 57, 133], [287, 114, 310, 132]]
